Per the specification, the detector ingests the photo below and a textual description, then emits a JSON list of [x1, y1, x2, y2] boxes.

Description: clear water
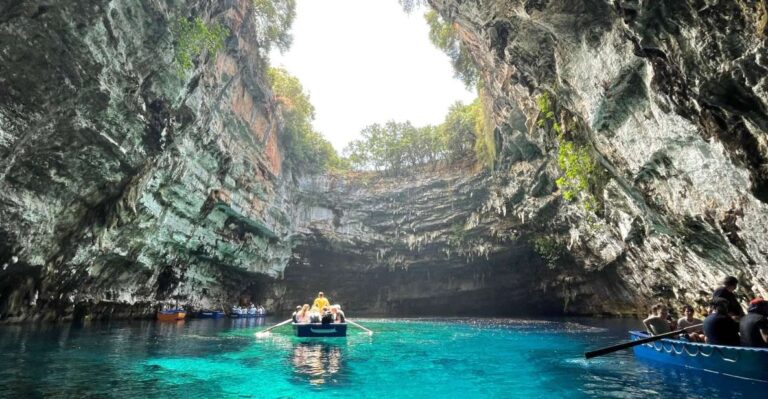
[[0, 317, 764, 398]]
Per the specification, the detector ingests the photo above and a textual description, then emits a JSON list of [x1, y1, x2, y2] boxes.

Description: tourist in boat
[[677, 304, 704, 342], [257, 304, 266, 316], [739, 298, 768, 348], [703, 298, 740, 346], [643, 303, 672, 335], [677, 304, 702, 329], [313, 292, 331, 310], [297, 304, 311, 323], [331, 305, 345, 323], [321, 306, 335, 324], [712, 276, 745, 319], [309, 306, 321, 323], [292, 305, 302, 323]]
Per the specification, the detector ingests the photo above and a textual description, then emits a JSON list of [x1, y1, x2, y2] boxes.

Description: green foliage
[[536, 92, 600, 213], [556, 140, 598, 211], [473, 91, 496, 169], [173, 17, 229, 74], [532, 236, 565, 268], [424, 10, 478, 88], [252, 0, 296, 54], [342, 99, 493, 174], [268, 67, 342, 173], [343, 121, 443, 174]]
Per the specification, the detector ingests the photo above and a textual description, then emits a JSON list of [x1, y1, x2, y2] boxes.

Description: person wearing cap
[[703, 297, 740, 346], [312, 291, 330, 310], [739, 298, 768, 347], [712, 275, 745, 319]]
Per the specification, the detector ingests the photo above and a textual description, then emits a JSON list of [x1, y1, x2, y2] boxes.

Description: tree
[[252, 0, 297, 57], [267, 67, 342, 173], [424, 10, 479, 88], [172, 17, 229, 75]]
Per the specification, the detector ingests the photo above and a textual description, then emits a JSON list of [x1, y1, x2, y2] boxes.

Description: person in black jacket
[[740, 298, 768, 348], [712, 276, 745, 319], [321, 306, 335, 324], [703, 298, 740, 346]]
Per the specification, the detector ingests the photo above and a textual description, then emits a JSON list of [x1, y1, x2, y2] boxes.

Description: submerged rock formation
[[2, 0, 767, 321]]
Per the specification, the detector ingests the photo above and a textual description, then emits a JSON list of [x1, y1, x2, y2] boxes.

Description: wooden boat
[[630, 331, 768, 383], [157, 309, 186, 322], [293, 323, 347, 337], [197, 310, 225, 319]]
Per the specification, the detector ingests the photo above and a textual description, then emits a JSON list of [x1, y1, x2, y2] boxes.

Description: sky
[[269, 0, 476, 153]]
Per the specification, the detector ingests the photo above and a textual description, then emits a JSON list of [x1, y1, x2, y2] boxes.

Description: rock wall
[[406, 0, 768, 314], [0, 0, 294, 321], [3, 0, 768, 321]]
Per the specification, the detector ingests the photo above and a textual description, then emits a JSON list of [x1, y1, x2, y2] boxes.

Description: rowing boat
[[630, 331, 768, 383], [157, 309, 186, 322]]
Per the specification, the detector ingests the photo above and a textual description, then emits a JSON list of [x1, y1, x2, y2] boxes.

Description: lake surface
[[0, 317, 764, 398]]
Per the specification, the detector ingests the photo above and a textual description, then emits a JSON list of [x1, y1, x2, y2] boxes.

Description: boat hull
[[630, 331, 768, 383], [293, 323, 347, 337], [197, 311, 225, 319], [157, 311, 186, 322]]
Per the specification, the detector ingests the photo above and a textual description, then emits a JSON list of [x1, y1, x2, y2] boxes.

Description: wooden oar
[[346, 319, 374, 335], [255, 318, 293, 337], [584, 323, 703, 359]]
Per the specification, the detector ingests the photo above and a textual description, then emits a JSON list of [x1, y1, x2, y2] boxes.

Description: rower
[[313, 291, 330, 310], [713, 276, 745, 319]]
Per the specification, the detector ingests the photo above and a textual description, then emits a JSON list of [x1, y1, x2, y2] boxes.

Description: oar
[[347, 319, 374, 335], [584, 323, 703, 359], [255, 318, 293, 337]]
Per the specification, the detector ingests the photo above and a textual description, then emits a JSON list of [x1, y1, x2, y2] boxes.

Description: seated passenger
[[739, 298, 768, 348], [331, 305, 345, 323], [291, 305, 301, 323], [643, 303, 672, 335], [677, 304, 704, 341], [703, 298, 740, 346], [297, 304, 310, 323], [309, 306, 321, 323], [321, 306, 335, 324]]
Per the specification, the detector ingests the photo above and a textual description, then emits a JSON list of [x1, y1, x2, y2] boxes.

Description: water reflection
[[230, 317, 266, 329], [290, 342, 345, 386]]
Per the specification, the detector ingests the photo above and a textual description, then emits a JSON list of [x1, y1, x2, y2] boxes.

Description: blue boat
[[197, 310, 225, 319], [293, 323, 347, 337], [630, 331, 768, 383]]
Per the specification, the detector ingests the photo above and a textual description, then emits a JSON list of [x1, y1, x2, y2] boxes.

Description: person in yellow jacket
[[312, 291, 330, 310]]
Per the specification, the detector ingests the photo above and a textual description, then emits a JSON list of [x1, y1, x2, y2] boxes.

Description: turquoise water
[[0, 317, 764, 398]]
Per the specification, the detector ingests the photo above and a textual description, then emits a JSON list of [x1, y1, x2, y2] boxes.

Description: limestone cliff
[[405, 0, 768, 313], [0, 0, 293, 321], [3, 0, 768, 321]]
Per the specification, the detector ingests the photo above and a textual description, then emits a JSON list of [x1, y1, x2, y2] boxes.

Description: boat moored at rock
[[157, 309, 186, 322], [197, 310, 225, 319]]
